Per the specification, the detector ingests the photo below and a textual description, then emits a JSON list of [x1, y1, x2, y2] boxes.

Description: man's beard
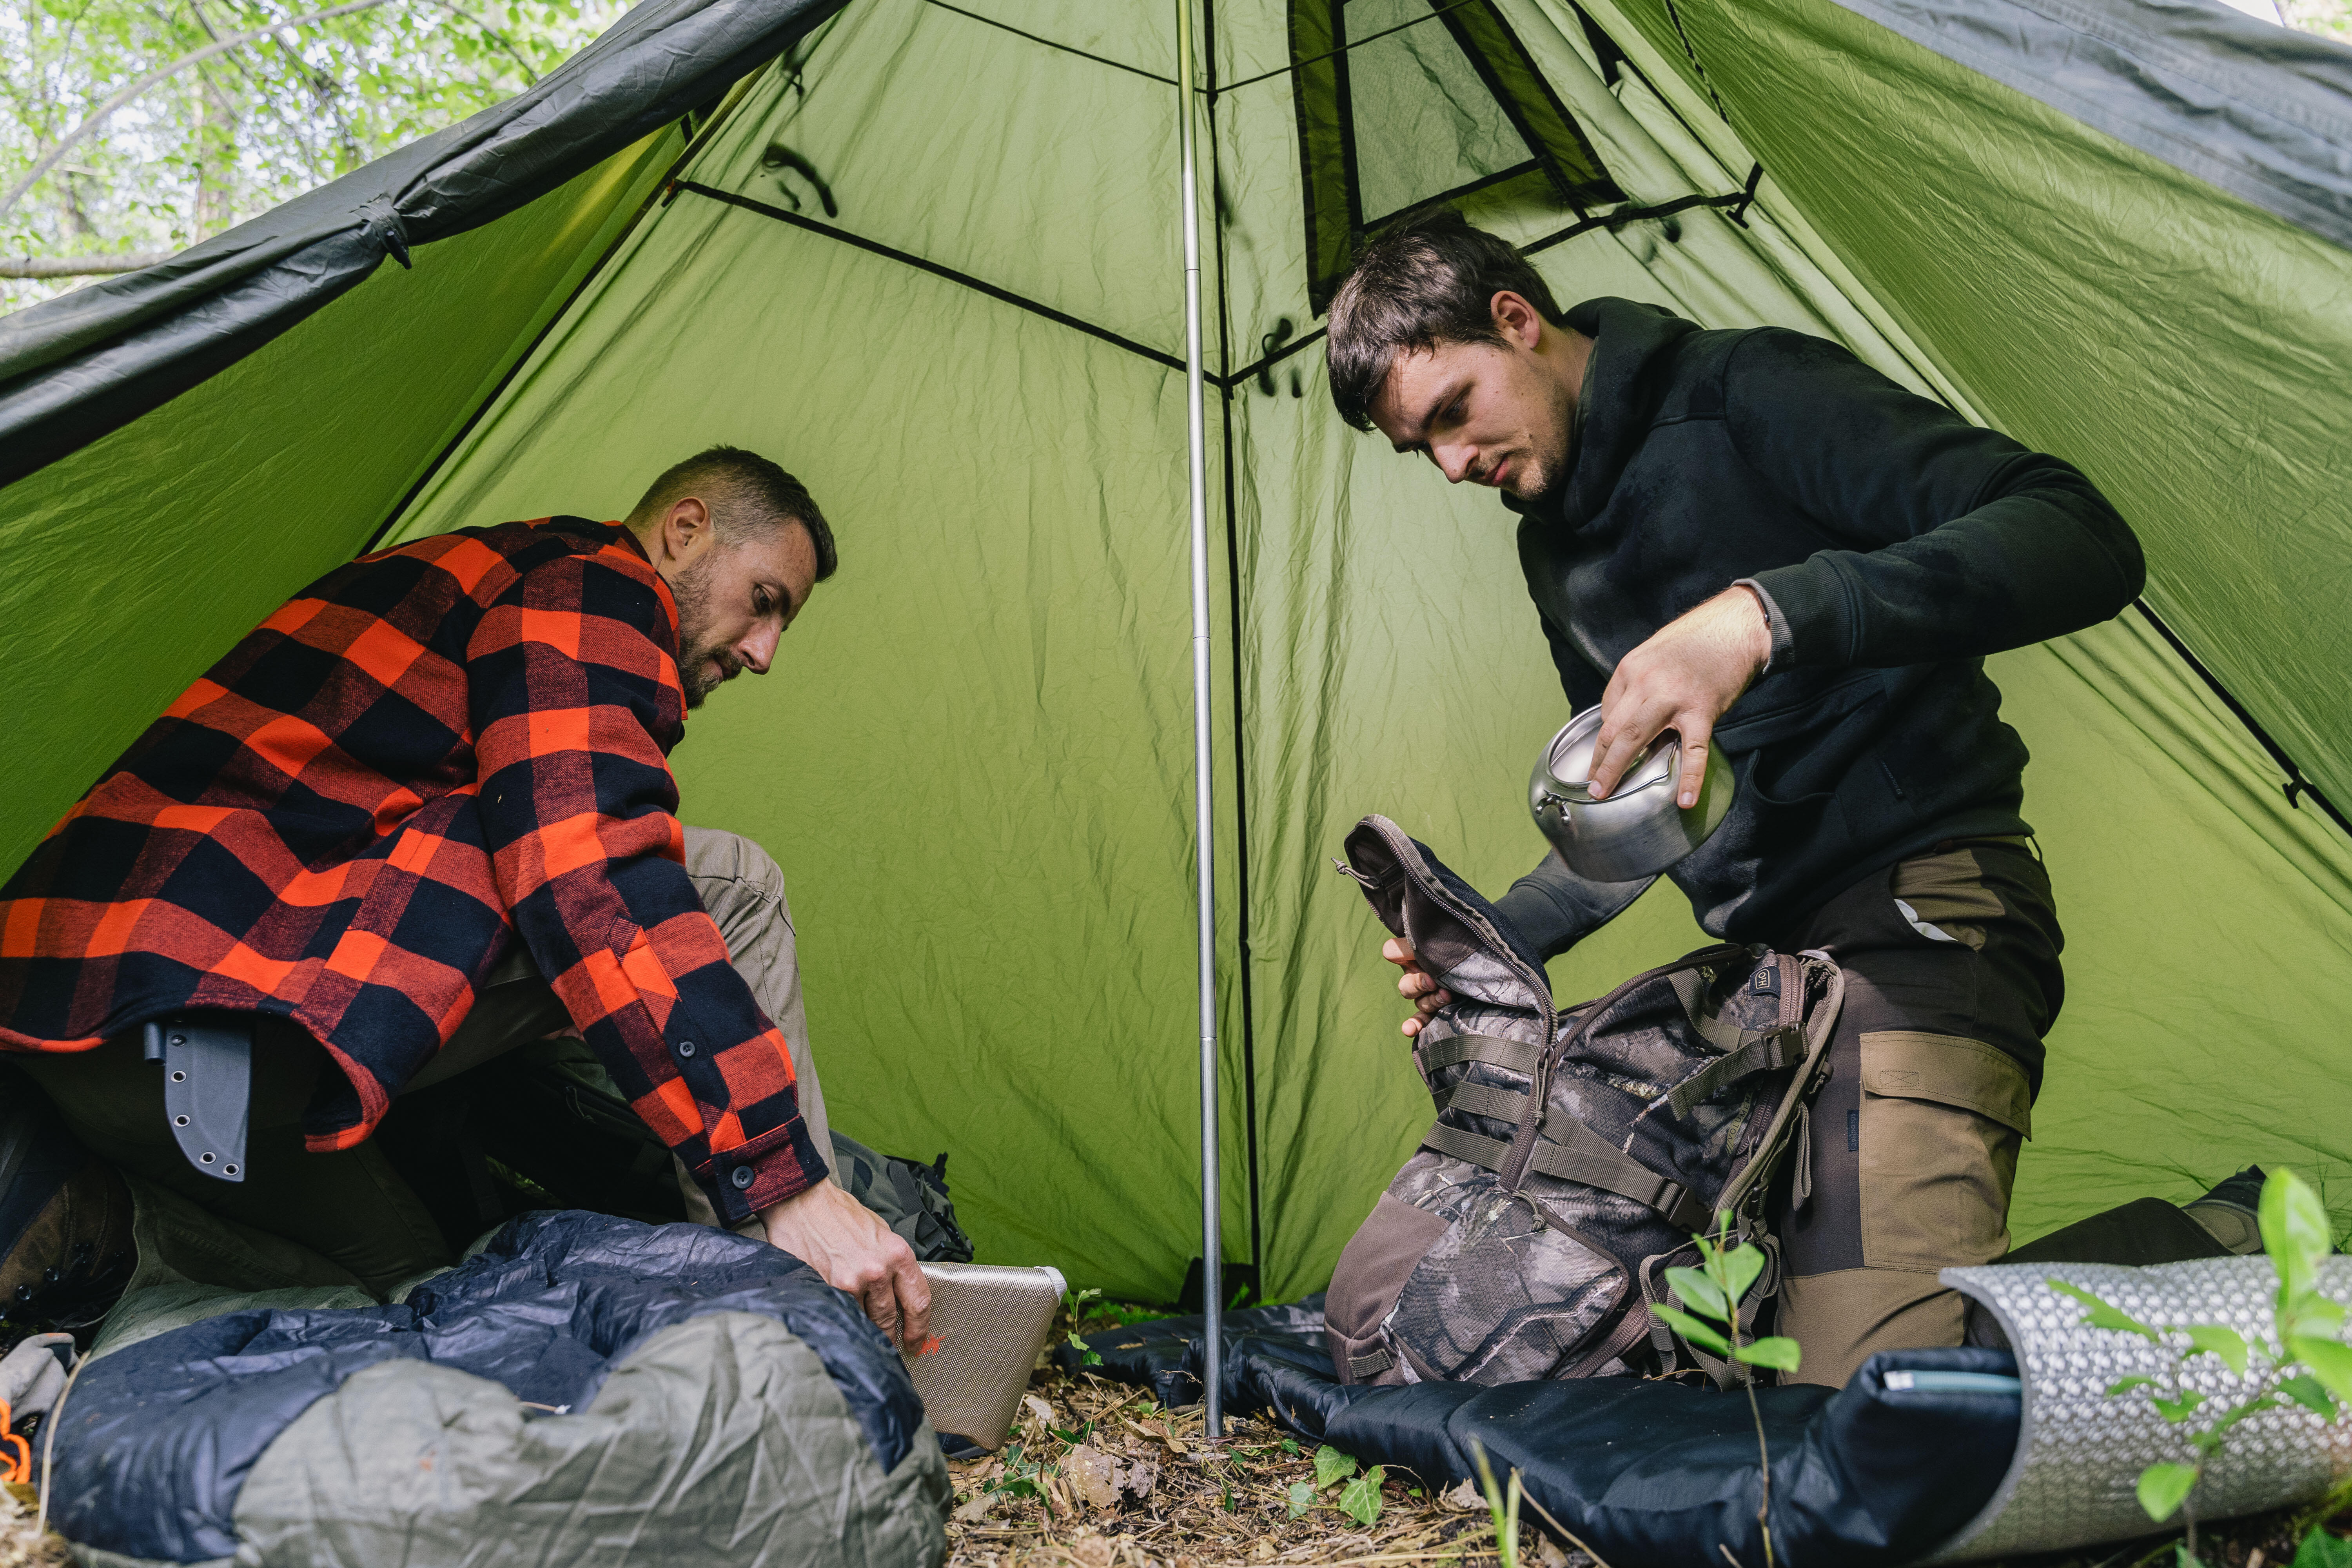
[[669, 552, 741, 710], [1510, 374, 1580, 501]]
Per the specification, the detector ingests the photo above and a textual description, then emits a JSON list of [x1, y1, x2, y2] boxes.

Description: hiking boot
[[0, 1075, 136, 1333], [2182, 1165, 2266, 1256]]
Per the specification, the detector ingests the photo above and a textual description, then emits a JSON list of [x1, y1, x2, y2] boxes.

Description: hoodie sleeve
[[1492, 853, 1655, 962], [1726, 329, 2145, 670]]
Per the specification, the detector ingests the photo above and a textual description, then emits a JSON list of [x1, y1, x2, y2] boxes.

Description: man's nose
[[740, 624, 780, 674], [1433, 443, 1477, 484]]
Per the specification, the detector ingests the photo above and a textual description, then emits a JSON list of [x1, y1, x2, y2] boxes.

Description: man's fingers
[[895, 1251, 932, 1348], [862, 1278, 900, 1339], [1381, 937, 1416, 966], [1588, 700, 1669, 799], [1674, 715, 1714, 810]]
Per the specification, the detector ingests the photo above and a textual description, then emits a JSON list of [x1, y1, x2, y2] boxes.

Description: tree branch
[[0, 0, 399, 225], [2, 250, 176, 278]]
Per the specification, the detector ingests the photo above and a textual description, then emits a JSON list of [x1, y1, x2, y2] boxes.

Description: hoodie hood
[[1509, 298, 1702, 531]]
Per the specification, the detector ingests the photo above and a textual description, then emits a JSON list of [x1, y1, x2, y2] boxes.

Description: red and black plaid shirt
[[0, 517, 823, 1222]]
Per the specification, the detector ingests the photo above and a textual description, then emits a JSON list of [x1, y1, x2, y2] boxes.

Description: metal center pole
[[1172, 0, 1223, 1439]]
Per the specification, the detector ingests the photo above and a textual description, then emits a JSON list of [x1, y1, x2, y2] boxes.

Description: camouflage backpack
[[1324, 815, 1844, 1387]]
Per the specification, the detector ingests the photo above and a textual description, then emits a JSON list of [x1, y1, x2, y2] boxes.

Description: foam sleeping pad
[[1068, 1299, 2018, 1566], [47, 1210, 950, 1568]]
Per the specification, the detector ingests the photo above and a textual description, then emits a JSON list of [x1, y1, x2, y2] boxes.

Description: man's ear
[[662, 496, 711, 565], [1490, 290, 1544, 350]]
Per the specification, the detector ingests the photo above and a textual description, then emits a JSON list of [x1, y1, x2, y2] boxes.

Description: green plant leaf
[[2107, 1375, 2159, 1397], [1338, 1465, 1385, 1527], [2292, 1336, 2352, 1407], [2286, 1293, 2350, 1346], [2047, 1278, 2161, 1341], [2151, 1389, 2207, 1424], [1733, 1335, 1803, 1372], [2136, 1461, 2200, 1522], [1715, 1241, 1766, 1305], [2280, 1374, 2339, 1417], [2291, 1523, 2352, 1568], [1665, 1265, 1731, 1321], [1314, 1444, 1358, 1488], [2182, 1324, 2250, 1376], [2263, 1169, 2333, 1307], [2207, 1396, 2278, 1440], [1286, 1480, 1315, 1519], [1651, 1302, 1732, 1355]]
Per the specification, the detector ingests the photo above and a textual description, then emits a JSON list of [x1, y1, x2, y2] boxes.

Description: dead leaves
[[0, 1484, 66, 1568], [945, 1367, 1575, 1568]]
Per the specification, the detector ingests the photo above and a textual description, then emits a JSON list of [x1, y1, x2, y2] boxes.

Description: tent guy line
[[668, 180, 1192, 373], [912, 0, 1485, 100], [914, 0, 1178, 87], [2133, 601, 2352, 839], [663, 177, 1766, 394]]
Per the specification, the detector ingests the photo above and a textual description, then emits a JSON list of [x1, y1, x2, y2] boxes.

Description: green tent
[[4, 0, 2350, 1308]]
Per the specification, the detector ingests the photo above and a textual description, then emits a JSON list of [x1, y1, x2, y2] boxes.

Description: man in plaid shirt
[[0, 447, 929, 1348]]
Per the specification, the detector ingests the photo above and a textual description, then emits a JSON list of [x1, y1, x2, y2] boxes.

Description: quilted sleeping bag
[[42, 1209, 950, 1568]]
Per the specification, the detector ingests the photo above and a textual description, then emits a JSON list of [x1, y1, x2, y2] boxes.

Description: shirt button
[[731, 1166, 755, 1189], [677, 1040, 696, 1057]]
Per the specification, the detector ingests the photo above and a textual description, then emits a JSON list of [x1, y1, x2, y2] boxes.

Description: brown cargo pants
[[1769, 837, 2062, 1387], [16, 827, 829, 1296]]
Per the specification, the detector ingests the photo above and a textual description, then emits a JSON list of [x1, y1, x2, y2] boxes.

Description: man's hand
[[1586, 588, 1772, 809], [759, 1178, 931, 1352], [1383, 936, 1450, 1039]]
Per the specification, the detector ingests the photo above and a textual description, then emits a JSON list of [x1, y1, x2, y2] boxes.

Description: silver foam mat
[[1926, 1256, 2352, 1562]]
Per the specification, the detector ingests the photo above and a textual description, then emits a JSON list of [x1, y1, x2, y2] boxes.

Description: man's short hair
[[1325, 208, 1566, 432], [632, 445, 837, 581]]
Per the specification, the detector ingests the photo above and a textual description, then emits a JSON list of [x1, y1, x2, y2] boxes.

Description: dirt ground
[[949, 1340, 2344, 1568]]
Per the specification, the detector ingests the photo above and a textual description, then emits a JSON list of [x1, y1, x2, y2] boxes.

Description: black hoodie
[[1491, 299, 2144, 953]]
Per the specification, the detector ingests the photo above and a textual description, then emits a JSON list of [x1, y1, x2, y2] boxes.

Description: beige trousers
[[21, 827, 827, 1295]]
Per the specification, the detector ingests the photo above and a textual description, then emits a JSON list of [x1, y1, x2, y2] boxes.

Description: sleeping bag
[[44, 1209, 949, 1568]]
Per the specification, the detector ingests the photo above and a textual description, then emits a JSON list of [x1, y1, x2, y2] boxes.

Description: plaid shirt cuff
[[692, 1115, 831, 1226]]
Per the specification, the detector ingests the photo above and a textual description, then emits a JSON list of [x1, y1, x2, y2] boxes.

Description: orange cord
[[0, 1397, 29, 1486]]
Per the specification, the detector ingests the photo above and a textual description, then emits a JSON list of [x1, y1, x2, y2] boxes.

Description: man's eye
[[755, 590, 771, 615]]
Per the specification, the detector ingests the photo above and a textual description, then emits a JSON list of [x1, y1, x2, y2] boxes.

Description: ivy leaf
[[2292, 1336, 2352, 1410], [1338, 1465, 1386, 1527], [2136, 1461, 2200, 1523], [2151, 1389, 2206, 1424], [1651, 1302, 1731, 1355], [1286, 1480, 1316, 1519], [2107, 1375, 2159, 1397], [2047, 1278, 2160, 1341], [2279, 1374, 2339, 1418], [1314, 1445, 1358, 1489], [1665, 1265, 1730, 1321], [2182, 1325, 2250, 1376], [1715, 1241, 1766, 1306], [2290, 1523, 2352, 1568], [2263, 1169, 2333, 1312], [1732, 1335, 1803, 1373]]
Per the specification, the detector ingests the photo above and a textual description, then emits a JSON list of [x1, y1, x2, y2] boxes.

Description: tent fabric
[[50, 1209, 947, 1567], [1829, 0, 2352, 250], [0, 0, 849, 485], [2, 0, 2350, 1311], [1066, 1301, 2022, 1566]]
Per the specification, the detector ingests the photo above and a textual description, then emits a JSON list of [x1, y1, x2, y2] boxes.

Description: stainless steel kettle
[[1528, 707, 1735, 882]]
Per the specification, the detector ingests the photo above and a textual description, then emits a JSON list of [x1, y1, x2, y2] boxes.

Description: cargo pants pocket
[[1858, 1031, 2030, 1271]]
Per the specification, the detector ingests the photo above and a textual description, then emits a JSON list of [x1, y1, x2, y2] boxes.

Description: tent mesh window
[[1290, 0, 1622, 312]]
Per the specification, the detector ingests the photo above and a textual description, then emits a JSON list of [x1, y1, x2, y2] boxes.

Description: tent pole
[[1173, 0, 1223, 1438]]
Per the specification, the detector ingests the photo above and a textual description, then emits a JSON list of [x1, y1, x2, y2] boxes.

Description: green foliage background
[[0, 0, 629, 312]]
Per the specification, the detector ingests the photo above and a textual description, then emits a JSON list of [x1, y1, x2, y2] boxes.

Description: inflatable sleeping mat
[[45, 1207, 949, 1568]]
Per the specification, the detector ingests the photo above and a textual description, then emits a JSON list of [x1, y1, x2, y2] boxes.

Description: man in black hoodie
[[1327, 210, 2144, 1385]]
